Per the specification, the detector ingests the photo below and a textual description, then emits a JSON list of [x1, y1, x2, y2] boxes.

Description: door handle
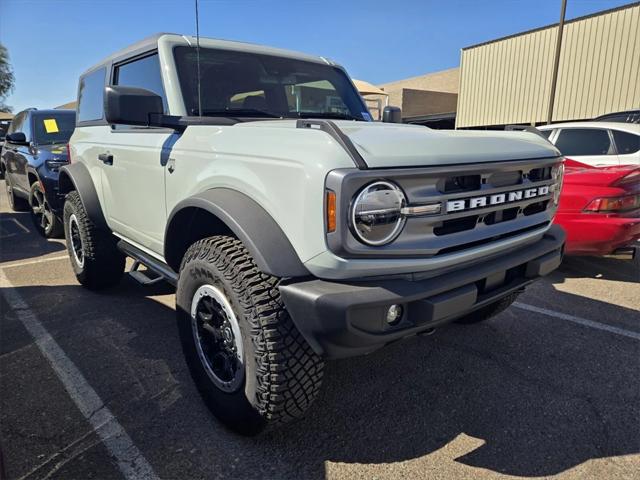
[[98, 153, 114, 165]]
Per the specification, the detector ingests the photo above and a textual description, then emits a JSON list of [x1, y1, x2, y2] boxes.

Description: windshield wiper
[[199, 108, 281, 118], [295, 112, 364, 121]]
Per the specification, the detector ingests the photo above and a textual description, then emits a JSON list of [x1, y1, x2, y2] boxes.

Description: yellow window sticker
[[44, 118, 59, 133]]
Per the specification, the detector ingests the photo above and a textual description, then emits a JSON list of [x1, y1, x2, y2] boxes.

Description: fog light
[[386, 304, 403, 325]]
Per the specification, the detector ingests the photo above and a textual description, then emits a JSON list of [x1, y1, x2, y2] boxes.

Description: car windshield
[[32, 112, 76, 145], [173, 46, 370, 121]]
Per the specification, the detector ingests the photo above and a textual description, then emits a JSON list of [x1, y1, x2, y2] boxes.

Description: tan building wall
[[379, 67, 459, 110], [56, 101, 77, 110], [456, 2, 640, 128], [402, 89, 458, 118]]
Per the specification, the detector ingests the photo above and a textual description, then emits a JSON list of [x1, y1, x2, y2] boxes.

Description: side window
[[612, 130, 640, 155], [555, 128, 613, 156], [22, 113, 33, 141], [78, 68, 106, 122], [0, 120, 9, 140], [7, 112, 25, 135], [114, 54, 167, 111]]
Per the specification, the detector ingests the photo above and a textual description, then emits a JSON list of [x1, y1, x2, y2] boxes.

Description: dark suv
[[1, 108, 76, 237]]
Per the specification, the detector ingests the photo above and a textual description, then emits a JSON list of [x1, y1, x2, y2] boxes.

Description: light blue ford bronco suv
[[59, 33, 565, 434]]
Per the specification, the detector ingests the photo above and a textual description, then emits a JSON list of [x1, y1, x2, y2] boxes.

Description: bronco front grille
[[325, 157, 563, 259], [437, 221, 550, 255]]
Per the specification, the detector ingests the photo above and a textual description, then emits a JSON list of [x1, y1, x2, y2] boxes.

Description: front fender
[[58, 162, 108, 231], [165, 188, 309, 278]]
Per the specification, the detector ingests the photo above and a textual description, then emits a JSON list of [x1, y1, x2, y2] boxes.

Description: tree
[[0, 43, 15, 113]]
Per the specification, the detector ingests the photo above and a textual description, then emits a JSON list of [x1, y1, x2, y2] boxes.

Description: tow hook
[[420, 328, 437, 336]]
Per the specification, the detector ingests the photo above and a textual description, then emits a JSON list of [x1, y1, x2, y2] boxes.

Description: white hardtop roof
[[82, 33, 336, 76], [538, 121, 640, 133]]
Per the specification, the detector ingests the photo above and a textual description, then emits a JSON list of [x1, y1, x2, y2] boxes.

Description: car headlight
[[350, 181, 407, 246], [551, 162, 565, 205]]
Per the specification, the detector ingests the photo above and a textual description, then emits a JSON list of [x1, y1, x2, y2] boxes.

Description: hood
[[238, 120, 560, 168], [36, 144, 68, 161]]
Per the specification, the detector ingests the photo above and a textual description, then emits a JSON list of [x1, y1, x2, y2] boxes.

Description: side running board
[[129, 260, 164, 286], [117, 240, 179, 286], [296, 119, 367, 169]]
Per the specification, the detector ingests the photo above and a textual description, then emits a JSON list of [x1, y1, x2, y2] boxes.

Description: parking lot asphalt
[[1, 179, 639, 480]]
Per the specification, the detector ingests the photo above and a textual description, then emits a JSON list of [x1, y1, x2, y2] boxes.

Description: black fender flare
[[165, 188, 309, 278], [58, 162, 109, 231], [26, 165, 40, 184]]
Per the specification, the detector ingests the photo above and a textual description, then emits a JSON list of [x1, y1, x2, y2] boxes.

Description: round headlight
[[351, 181, 407, 246]]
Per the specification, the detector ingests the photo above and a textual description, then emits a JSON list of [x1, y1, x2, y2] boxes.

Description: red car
[[554, 159, 640, 257]]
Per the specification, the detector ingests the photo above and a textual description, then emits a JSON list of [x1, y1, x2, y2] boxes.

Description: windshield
[[32, 112, 76, 145], [173, 46, 370, 121]]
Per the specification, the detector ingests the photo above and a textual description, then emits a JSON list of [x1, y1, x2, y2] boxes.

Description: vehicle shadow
[[262, 286, 639, 478], [555, 255, 639, 283], [0, 211, 66, 263], [2, 278, 638, 479]]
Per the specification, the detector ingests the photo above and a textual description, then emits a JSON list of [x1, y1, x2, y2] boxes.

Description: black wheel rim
[[191, 285, 244, 392], [68, 214, 84, 267], [31, 185, 52, 232]]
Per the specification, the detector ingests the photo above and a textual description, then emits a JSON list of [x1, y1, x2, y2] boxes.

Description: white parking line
[[514, 302, 640, 341], [6, 218, 30, 233], [1, 254, 69, 269], [0, 269, 159, 480]]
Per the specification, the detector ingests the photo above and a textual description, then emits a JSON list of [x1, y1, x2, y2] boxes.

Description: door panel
[[98, 51, 172, 255], [2, 144, 16, 185], [4, 112, 24, 190], [99, 129, 174, 254], [13, 146, 31, 191], [15, 113, 34, 190]]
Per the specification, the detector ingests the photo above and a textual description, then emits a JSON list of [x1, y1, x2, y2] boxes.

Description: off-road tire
[[455, 291, 520, 324], [63, 191, 125, 290], [5, 175, 29, 211], [176, 236, 324, 435], [29, 181, 63, 238]]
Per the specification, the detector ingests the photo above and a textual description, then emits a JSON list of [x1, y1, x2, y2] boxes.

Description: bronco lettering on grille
[[447, 185, 550, 213]]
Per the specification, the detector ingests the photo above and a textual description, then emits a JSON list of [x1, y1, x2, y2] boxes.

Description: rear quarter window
[[612, 130, 640, 155], [77, 68, 106, 123]]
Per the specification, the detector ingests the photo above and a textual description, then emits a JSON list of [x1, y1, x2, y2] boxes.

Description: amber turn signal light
[[326, 190, 337, 233]]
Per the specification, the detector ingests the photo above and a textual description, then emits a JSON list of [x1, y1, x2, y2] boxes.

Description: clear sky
[[0, 0, 634, 112]]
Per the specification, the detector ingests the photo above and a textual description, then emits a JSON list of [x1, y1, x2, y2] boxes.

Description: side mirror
[[104, 86, 164, 126], [382, 106, 402, 124], [6, 132, 28, 144]]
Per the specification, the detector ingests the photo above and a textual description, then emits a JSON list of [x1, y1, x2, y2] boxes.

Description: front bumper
[[280, 225, 565, 359], [556, 213, 640, 256]]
